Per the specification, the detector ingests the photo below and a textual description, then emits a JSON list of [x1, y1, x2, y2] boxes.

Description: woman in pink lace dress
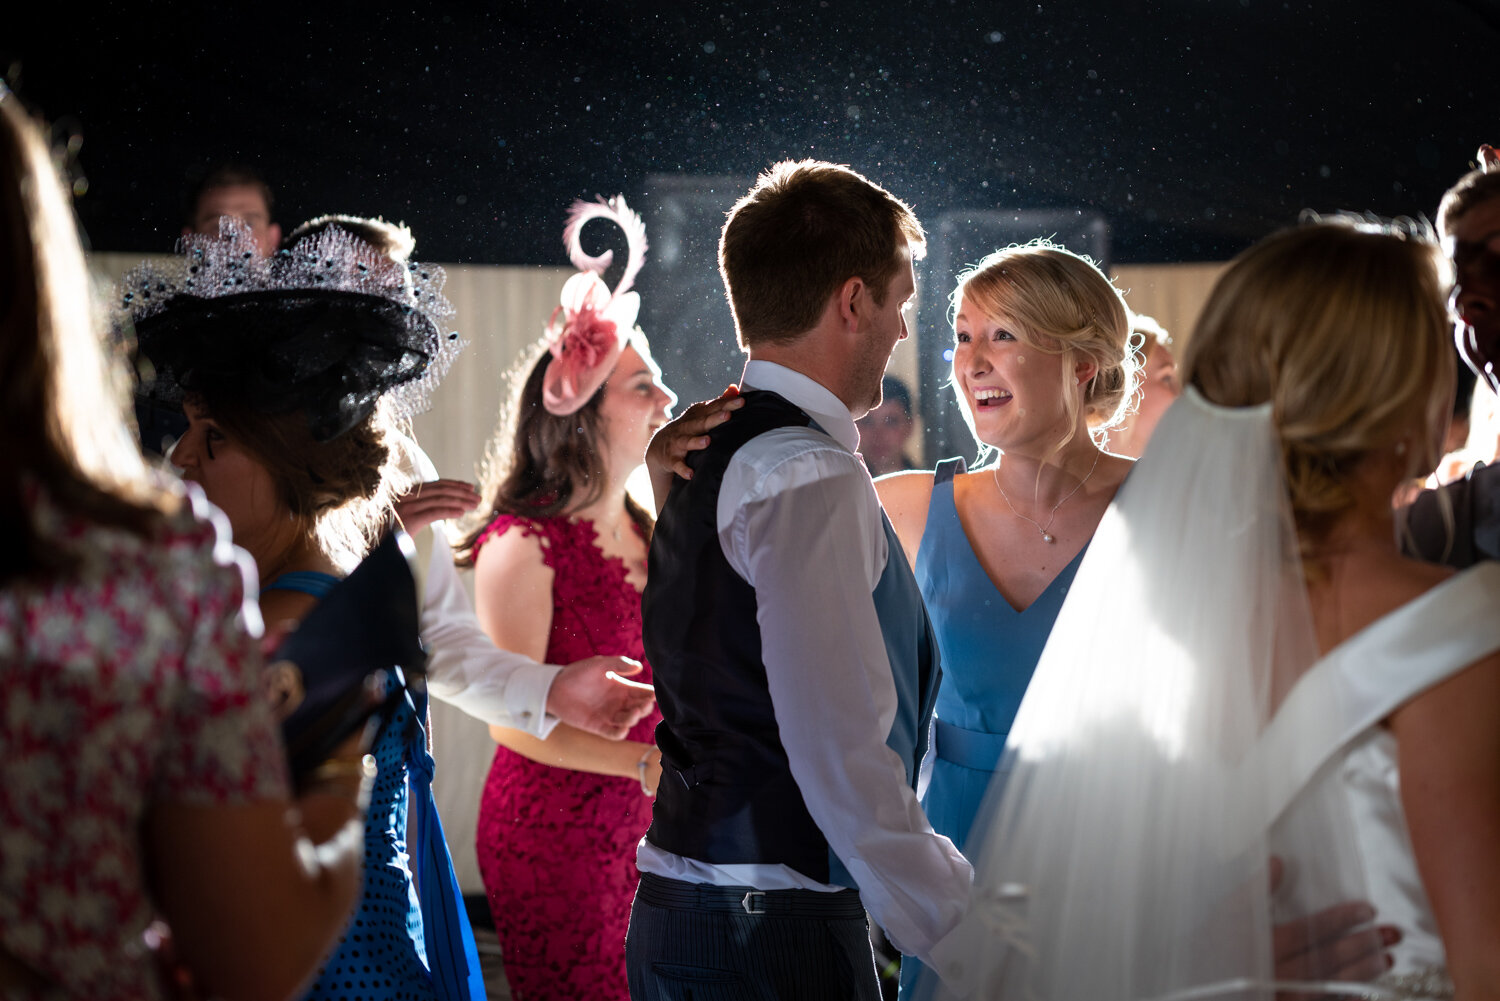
[[453, 197, 676, 1000]]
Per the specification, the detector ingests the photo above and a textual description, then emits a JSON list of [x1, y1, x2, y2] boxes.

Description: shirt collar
[[740, 360, 860, 453]]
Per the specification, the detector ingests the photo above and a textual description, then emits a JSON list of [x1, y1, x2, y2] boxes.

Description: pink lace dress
[[472, 513, 660, 1001]]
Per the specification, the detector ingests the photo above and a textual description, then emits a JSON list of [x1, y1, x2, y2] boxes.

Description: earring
[[1395, 440, 1408, 457]]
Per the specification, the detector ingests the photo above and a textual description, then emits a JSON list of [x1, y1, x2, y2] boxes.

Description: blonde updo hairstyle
[[1182, 219, 1452, 548], [951, 240, 1137, 458]]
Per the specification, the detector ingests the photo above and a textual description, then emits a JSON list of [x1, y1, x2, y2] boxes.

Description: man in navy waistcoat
[[626, 161, 974, 1000]]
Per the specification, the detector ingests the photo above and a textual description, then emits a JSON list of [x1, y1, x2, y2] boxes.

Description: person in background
[[629, 161, 972, 1001], [1406, 145, 1500, 566], [875, 241, 1139, 996], [138, 162, 284, 458], [857, 374, 920, 476], [1104, 312, 1179, 459], [183, 161, 281, 256], [0, 84, 369, 1001]]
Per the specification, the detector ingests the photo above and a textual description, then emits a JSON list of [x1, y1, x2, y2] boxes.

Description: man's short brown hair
[[719, 161, 925, 348]]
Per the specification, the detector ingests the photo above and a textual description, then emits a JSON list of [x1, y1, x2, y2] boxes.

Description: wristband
[[637, 746, 657, 796], [307, 753, 378, 785]]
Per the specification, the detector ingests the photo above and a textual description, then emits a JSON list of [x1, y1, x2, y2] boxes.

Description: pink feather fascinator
[[541, 195, 648, 415]]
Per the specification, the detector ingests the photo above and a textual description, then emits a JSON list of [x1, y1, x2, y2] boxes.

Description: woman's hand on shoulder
[[874, 470, 936, 572], [645, 386, 745, 508], [472, 521, 554, 663]]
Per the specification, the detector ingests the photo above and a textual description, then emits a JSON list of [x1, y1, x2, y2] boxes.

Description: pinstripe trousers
[[625, 873, 882, 1001]]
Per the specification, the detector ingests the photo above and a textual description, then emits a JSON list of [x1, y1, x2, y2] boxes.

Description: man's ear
[[267, 222, 283, 250], [836, 275, 865, 329]]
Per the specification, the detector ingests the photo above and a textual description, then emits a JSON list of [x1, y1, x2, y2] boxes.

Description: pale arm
[[396, 439, 652, 739], [145, 780, 367, 1000], [422, 516, 653, 739], [873, 470, 935, 574], [1392, 649, 1500, 1000], [474, 522, 660, 781], [487, 722, 662, 793]]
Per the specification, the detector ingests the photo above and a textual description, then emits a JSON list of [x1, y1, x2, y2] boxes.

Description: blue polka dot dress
[[302, 697, 437, 1001], [266, 568, 484, 1001]]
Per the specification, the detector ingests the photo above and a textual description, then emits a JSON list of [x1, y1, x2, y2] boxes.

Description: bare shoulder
[[875, 470, 936, 569], [471, 519, 556, 656], [1368, 552, 1456, 609], [874, 470, 936, 527], [1098, 452, 1136, 488], [259, 587, 321, 628], [1313, 551, 1456, 649], [472, 520, 553, 585]]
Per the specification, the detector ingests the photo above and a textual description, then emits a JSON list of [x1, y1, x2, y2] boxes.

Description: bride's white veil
[[924, 386, 1384, 1001]]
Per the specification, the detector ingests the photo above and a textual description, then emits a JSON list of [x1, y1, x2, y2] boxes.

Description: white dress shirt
[[636, 360, 972, 983], [406, 440, 561, 737]]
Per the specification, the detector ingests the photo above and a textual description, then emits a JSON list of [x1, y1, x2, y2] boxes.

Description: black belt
[[637, 872, 865, 919]]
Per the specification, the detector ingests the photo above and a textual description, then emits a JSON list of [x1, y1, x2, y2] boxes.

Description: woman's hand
[[1268, 856, 1399, 996], [645, 386, 744, 515], [646, 386, 744, 481], [393, 478, 483, 536]]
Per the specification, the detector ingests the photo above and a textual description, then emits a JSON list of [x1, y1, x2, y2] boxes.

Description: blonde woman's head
[[951, 240, 1136, 456], [1184, 218, 1452, 543]]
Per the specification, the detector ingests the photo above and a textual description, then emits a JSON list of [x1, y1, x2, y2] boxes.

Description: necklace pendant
[[1041, 532, 1056, 544]]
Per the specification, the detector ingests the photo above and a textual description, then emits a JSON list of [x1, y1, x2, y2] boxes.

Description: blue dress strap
[[261, 571, 338, 598], [403, 678, 488, 1000], [933, 456, 967, 486]]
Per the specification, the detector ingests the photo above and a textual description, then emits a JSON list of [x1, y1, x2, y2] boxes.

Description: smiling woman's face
[[951, 295, 1076, 452], [171, 398, 288, 551]]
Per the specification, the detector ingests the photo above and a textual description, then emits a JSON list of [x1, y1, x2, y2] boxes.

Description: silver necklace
[[991, 451, 1101, 544]]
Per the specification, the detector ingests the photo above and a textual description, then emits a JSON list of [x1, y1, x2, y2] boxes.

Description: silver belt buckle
[[740, 891, 766, 915]]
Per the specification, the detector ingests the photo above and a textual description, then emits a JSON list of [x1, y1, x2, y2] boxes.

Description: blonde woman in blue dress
[[875, 244, 1137, 949]]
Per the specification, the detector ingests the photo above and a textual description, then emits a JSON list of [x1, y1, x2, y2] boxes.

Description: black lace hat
[[117, 219, 462, 441]]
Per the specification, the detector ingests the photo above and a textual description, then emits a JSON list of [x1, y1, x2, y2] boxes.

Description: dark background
[[11, 0, 1498, 265]]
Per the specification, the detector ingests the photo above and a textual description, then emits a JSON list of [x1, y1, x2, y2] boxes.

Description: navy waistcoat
[[641, 389, 941, 886]]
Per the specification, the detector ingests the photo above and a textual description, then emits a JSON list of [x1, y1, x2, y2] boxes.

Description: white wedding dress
[[1263, 560, 1500, 998], [925, 389, 1500, 1001]]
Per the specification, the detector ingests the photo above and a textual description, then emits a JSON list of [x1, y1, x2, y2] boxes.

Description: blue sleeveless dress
[[915, 458, 1086, 850], [897, 459, 1085, 997], [264, 571, 485, 1001]]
